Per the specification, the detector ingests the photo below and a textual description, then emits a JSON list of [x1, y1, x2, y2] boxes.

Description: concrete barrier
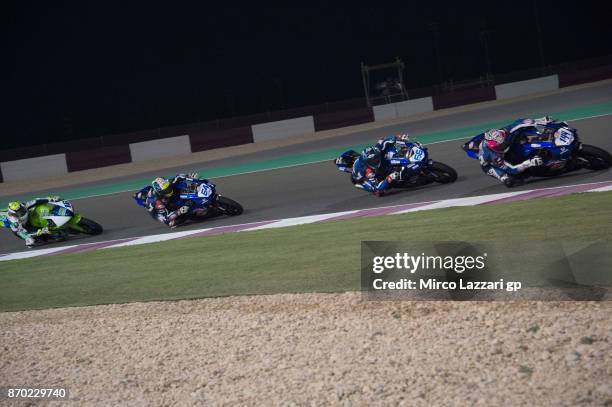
[[314, 108, 374, 131], [433, 87, 496, 110], [396, 97, 434, 117], [372, 104, 397, 121], [190, 127, 254, 152], [494, 75, 559, 100], [558, 65, 612, 88], [66, 145, 132, 172], [129, 135, 192, 162], [373, 97, 434, 121], [251, 116, 315, 143], [1, 154, 68, 182]]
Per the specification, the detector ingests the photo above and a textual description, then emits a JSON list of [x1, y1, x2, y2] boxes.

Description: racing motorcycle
[[462, 120, 611, 181], [335, 142, 457, 189], [134, 178, 243, 225], [22, 200, 102, 246]]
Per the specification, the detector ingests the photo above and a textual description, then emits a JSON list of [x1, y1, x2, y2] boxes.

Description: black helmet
[[363, 147, 382, 169]]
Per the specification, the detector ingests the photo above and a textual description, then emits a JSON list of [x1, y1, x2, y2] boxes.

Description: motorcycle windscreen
[[463, 135, 483, 160]]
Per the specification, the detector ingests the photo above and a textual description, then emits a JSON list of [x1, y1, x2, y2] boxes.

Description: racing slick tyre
[[430, 161, 458, 183], [578, 144, 612, 170], [78, 218, 104, 235], [216, 196, 243, 216]]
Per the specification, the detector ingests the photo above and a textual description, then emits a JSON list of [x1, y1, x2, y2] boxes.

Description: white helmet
[[396, 133, 411, 142]]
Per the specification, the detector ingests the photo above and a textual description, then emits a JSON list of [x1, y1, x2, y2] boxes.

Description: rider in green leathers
[[3, 196, 62, 248]]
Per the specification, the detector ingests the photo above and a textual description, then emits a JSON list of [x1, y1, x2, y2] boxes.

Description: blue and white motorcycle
[[462, 120, 611, 179], [335, 142, 457, 188], [134, 179, 243, 224]]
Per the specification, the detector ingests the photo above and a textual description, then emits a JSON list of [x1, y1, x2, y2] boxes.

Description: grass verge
[[0, 191, 611, 311]]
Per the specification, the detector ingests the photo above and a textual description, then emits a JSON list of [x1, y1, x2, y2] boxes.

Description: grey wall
[[495, 75, 559, 100], [373, 97, 434, 122], [129, 135, 192, 162], [1, 154, 68, 182], [251, 116, 315, 142]]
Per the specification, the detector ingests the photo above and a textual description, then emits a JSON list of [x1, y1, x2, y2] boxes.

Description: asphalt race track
[[1, 83, 611, 255]]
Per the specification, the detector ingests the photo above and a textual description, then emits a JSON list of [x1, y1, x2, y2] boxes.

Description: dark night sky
[[4, 1, 612, 148]]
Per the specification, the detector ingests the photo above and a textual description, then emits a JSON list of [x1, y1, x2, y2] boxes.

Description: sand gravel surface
[[1, 293, 611, 406]]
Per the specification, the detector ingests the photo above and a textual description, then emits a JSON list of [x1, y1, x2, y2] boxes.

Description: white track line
[[103, 229, 208, 249], [0, 246, 79, 261], [243, 211, 359, 231], [589, 184, 612, 192], [392, 191, 527, 214]]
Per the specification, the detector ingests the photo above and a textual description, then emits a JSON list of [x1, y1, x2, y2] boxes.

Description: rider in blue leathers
[[351, 147, 390, 196], [375, 133, 424, 179], [479, 117, 552, 187], [134, 172, 202, 227], [351, 134, 414, 196]]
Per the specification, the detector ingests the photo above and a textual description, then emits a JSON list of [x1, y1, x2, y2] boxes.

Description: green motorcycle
[[28, 200, 103, 244]]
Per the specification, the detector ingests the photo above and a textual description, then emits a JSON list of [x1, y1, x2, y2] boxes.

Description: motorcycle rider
[[336, 133, 413, 173], [351, 146, 397, 196], [4, 196, 62, 247], [135, 172, 201, 228], [375, 133, 426, 182], [479, 117, 553, 187], [376, 133, 412, 155]]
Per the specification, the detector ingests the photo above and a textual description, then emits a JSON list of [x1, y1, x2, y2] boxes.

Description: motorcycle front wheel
[[577, 144, 612, 170], [429, 161, 458, 183], [215, 196, 244, 216], [77, 218, 104, 235]]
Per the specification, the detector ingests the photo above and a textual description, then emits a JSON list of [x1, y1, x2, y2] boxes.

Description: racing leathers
[[478, 118, 551, 186], [135, 173, 202, 227], [5, 197, 61, 247], [375, 134, 422, 181], [351, 155, 392, 195], [351, 145, 402, 196]]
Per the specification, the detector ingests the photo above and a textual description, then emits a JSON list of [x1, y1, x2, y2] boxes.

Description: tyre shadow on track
[[467, 169, 610, 197]]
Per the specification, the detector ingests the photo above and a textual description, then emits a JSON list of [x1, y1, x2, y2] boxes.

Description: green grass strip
[[1, 191, 610, 312]]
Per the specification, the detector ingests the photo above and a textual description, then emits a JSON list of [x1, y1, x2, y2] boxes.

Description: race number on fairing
[[554, 128, 575, 146], [198, 183, 213, 198], [409, 147, 425, 163]]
